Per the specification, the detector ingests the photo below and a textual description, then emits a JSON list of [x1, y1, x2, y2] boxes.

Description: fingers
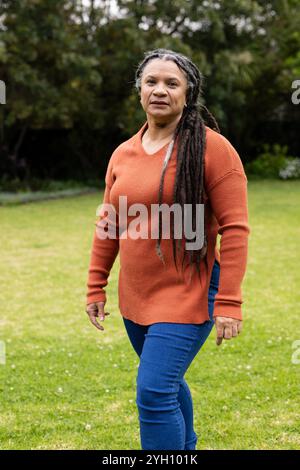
[[90, 315, 104, 331], [89, 312, 110, 331], [216, 323, 224, 346], [214, 317, 243, 346], [85, 302, 110, 331], [95, 302, 110, 321], [232, 323, 238, 337], [224, 325, 232, 339]]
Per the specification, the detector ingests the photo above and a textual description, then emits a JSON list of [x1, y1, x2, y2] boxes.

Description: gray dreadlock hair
[[134, 48, 221, 284]]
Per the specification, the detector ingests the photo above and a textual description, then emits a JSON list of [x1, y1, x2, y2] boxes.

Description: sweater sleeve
[[86, 155, 119, 305], [205, 130, 251, 320]]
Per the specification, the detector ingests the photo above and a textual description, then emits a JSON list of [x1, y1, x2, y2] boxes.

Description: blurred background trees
[[0, 0, 299, 187]]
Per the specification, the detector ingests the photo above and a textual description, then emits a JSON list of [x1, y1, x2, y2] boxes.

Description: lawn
[[0, 179, 299, 450]]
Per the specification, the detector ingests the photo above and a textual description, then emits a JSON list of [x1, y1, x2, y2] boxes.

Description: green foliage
[[245, 144, 297, 179], [0, 175, 100, 192], [279, 157, 300, 179], [0, 0, 300, 181], [0, 0, 102, 129]]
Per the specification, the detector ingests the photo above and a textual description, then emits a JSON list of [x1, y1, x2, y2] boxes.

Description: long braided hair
[[134, 48, 220, 283]]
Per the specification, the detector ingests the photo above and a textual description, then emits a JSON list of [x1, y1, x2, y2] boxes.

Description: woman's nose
[[153, 85, 167, 95], [153, 89, 167, 96]]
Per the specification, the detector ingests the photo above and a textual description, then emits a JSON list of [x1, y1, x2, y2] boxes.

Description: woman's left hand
[[214, 316, 243, 346]]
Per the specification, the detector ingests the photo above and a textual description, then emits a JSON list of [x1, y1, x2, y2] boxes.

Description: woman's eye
[[146, 80, 177, 86]]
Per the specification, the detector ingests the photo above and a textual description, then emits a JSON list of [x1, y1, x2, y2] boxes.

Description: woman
[[85, 48, 250, 450]]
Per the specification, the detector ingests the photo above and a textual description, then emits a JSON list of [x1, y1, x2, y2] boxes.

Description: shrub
[[279, 157, 300, 179], [245, 144, 291, 178], [0, 176, 100, 192]]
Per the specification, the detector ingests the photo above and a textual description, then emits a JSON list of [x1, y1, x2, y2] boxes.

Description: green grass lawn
[[0, 180, 299, 450]]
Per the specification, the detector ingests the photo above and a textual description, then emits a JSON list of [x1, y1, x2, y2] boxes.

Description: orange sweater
[[86, 121, 250, 325]]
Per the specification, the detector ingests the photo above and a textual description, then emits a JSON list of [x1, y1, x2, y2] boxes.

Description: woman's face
[[139, 58, 188, 121]]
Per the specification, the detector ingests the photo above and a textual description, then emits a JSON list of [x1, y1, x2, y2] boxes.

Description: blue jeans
[[122, 259, 220, 450]]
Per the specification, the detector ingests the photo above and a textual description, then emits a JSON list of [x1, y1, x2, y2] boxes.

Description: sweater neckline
[[137, 121, 177, 157]]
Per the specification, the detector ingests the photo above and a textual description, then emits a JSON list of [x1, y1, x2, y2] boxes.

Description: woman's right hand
[[86, 301, 110, 331]]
